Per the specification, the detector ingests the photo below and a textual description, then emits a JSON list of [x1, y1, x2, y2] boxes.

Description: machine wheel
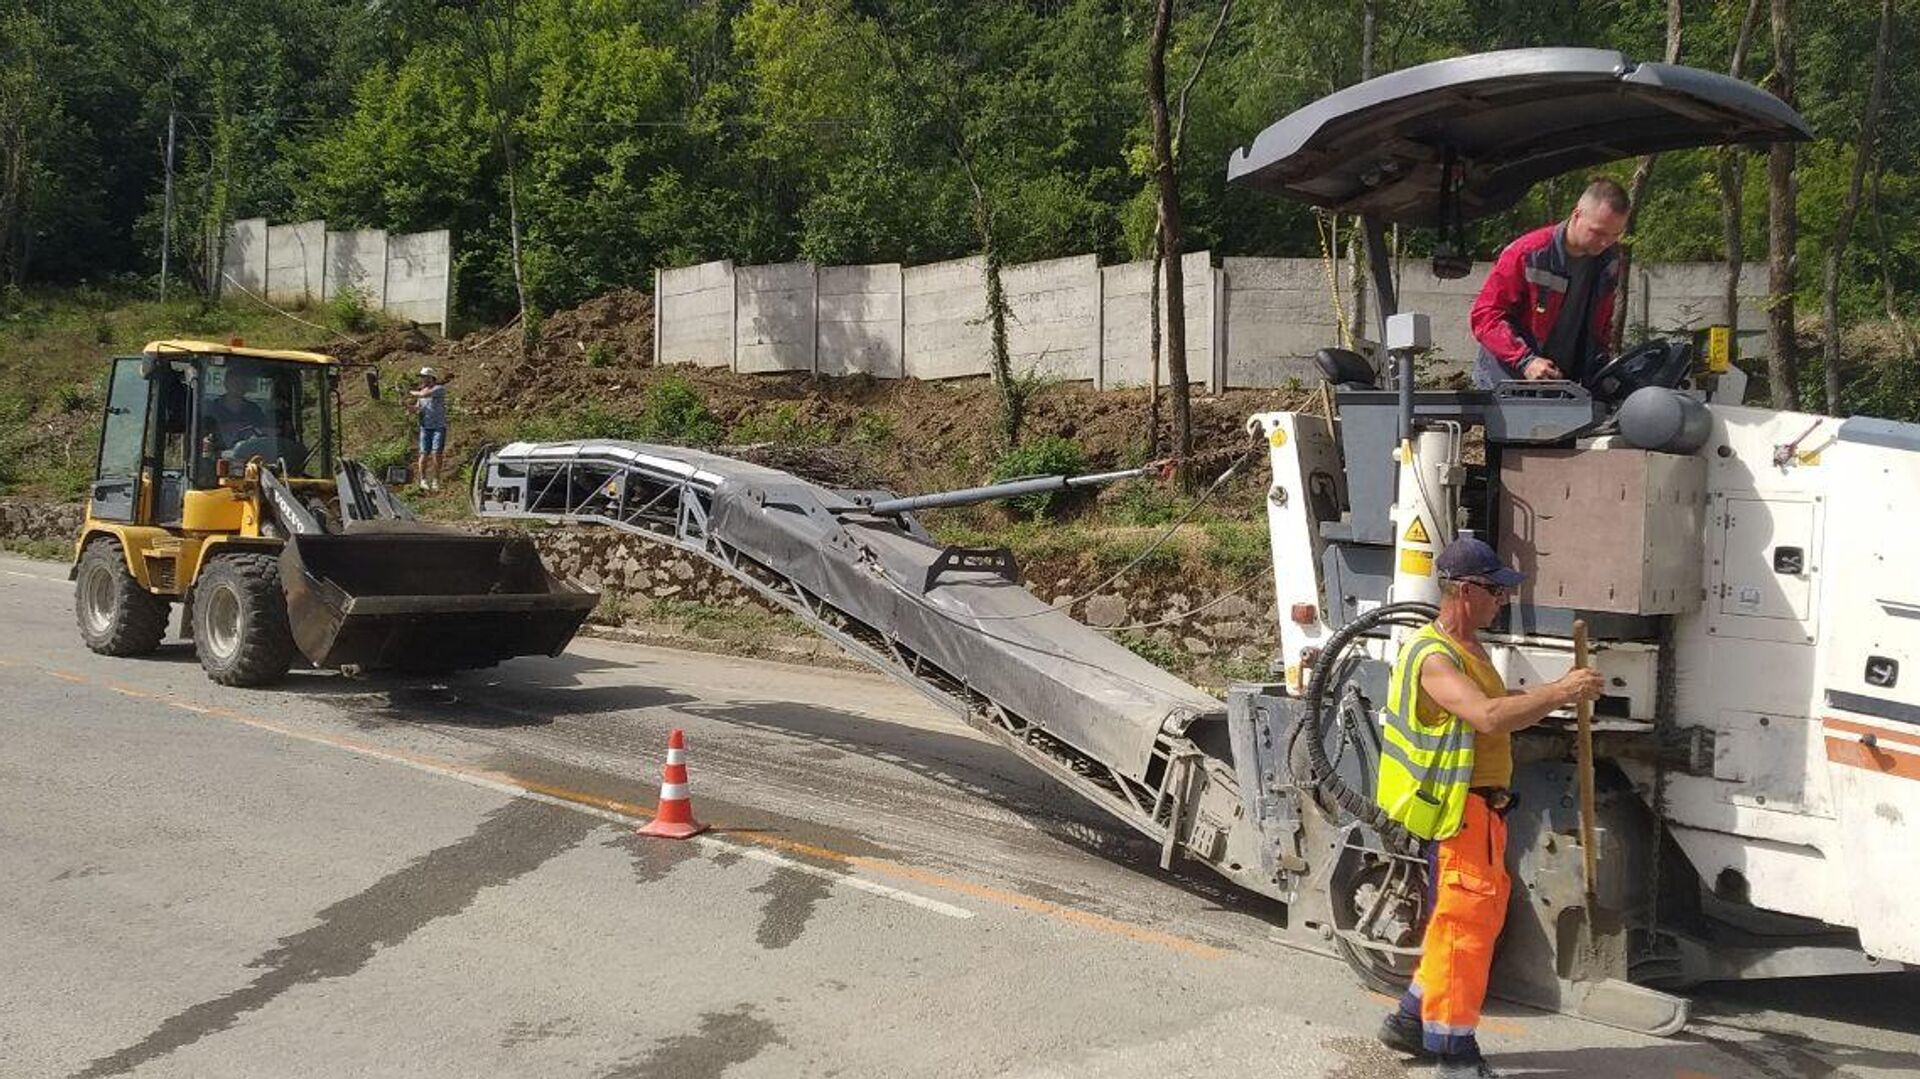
[[1330, 849, 1426, 996], [74, 538, 170, 656], [192, 553, 297, 686]]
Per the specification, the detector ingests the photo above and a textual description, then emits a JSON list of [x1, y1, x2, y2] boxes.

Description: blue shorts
[[419, 427, 447, 454]]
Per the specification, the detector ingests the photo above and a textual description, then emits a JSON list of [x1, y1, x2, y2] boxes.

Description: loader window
[[197, 358, 329, 480], [89, 358, 149, 522]]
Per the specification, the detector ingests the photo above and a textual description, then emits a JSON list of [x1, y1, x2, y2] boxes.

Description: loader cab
[[89, 342, 337, 531]]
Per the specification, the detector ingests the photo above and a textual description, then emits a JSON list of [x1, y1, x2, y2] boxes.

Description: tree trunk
[[1819, 0, 1893, 415], [1766, 0, 1799, 410], [1148, 226, 1163, 453], [1868, 164, 1917, 354], [1612, 0, 1684, 348], [1348, 3, 1375, 347], [502, 124, 530, 341], [978, 203, 1018, 447], [1154, 0, 1232, 460], [1147, 0, 1191, 485], [1719, 0, 1764, 340]]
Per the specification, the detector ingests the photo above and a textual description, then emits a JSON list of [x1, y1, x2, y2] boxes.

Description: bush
[[990, 435, 1087, 518], [639, 373, 721, 445], [1115, 632, 1180, 670], [520, 305, 544, 355], [584, 341, 615, 368], [851, 410, 893, 446], [730, 401, 831, 446], [570, 401, 647, 441], [330, 285, 376, 333]]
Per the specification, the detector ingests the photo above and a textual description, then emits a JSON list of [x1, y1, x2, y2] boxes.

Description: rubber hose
[[1302, 601, 1438, 847]]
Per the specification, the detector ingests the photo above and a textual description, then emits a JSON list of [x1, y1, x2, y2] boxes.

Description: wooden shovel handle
[[1573, 619, 1598, 899]]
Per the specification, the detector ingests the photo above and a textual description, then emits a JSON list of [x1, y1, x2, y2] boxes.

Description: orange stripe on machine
[[1824, 735, 1920, 781]]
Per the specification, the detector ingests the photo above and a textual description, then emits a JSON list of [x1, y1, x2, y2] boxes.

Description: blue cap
[[1435, 537, 1524, 587]]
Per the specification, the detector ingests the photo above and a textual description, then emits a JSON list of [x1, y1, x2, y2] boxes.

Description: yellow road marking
[[12, 661, 1232, 957]]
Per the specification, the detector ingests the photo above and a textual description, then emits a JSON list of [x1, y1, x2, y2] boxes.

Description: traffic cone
[[637, 728, 708, 839]]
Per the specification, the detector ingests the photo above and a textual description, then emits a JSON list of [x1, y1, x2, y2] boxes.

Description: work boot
[[1435, 1049, 1501, 1078], [1376, 1013, 1434, 1059]]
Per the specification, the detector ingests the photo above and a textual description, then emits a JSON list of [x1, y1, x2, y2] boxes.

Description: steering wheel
[[229, 434, 313, 474], [1583, 338, 1694, 405]]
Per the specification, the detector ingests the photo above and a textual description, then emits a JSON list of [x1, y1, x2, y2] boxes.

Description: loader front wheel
[[193, 553, 297, 686], [75, 538, 169, 656]]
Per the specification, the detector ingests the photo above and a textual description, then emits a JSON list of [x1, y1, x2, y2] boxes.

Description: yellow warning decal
[[1268, 428, 1288, 447], [1403, 518, 1430, 545], [1399, 549, 1434, 576]]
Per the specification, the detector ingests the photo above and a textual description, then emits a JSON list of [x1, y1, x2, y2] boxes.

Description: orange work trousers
[[1395, 792, 1511, 1055]]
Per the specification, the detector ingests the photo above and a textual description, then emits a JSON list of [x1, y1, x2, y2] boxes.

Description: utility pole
[[160, 108, 176, 303]]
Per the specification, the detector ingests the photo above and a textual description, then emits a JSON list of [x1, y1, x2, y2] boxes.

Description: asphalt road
[[2, 551, 1916, 1079]]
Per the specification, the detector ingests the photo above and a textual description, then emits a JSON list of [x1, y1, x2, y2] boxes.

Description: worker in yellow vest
[[1375, 537, 1603, 1079]]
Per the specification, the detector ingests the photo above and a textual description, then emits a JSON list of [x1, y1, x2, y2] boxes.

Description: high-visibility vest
[[1376, 623, 1477, 840]]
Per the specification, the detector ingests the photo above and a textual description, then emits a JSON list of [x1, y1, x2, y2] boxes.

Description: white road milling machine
[[476, 50, 1915, 1034]]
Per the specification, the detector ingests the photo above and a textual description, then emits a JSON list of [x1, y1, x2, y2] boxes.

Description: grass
[[0, 536, 70, 561], [641, 598, 803, 642]]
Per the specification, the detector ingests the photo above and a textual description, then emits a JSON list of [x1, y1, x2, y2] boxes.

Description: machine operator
[[1470, 176, 1630, 388], [1374, 537, 1604, 1078], [204, 365, 270, 447]]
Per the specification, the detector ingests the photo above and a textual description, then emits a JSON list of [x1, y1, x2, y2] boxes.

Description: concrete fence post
[[729, 264, 740, 374], [1092, 262, 1107, 391]]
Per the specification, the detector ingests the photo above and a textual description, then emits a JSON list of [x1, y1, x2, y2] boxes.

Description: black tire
[[192, 553, 297, 686], [74, 537, 170, 656], [1336, 934, 1417, 996]]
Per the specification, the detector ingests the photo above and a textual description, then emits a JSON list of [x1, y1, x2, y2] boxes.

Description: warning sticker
[[1403, 518, 1431, 545], [1707, 325, 1732, 373], [1268, 428, 1289, 448], [1399, 549, 1434, 576]]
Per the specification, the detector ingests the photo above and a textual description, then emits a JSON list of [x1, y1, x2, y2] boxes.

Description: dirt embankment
[[325, 288, 1317, 503]]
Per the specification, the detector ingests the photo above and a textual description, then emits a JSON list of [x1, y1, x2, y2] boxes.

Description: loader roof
[[143, 339, 336, 365]]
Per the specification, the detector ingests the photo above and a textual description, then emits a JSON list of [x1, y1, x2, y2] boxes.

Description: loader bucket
[[279, 529, 598, 672]]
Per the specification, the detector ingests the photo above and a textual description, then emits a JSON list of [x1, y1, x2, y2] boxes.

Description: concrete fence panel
[[735, 262, 818, 375], [1635, 262, 1769, 348], [221, 218, 268, 299], [818, 264, 903, 378], [1221, 257, 1348, 388], [656, 260, 736, 368], [903, 256, 990, 380], [265, 220, 325, 304], [1096, 251, 1215, 390], [322, 229, 389, 308], [1003, 254, 1100, 383], [385, 229, 453, 330]]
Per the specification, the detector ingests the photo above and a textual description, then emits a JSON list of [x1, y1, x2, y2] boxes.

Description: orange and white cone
[[638, 728, 708, 839]]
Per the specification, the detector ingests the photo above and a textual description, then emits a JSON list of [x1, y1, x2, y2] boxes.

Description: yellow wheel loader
[[72, 340, 597, 686]]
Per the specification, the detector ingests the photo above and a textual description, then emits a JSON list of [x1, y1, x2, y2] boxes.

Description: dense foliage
[[2, 1, 1913, 385]]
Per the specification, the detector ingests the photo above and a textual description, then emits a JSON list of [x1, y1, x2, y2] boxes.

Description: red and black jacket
[[1470, 222, 1619, 386]]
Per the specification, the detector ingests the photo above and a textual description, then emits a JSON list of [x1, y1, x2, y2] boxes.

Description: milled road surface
[[2, 551, 1916, 1079]]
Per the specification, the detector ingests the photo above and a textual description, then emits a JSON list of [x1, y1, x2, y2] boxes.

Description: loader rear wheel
[[192, 553, 297, 686], [75, 538, 170, 656]]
